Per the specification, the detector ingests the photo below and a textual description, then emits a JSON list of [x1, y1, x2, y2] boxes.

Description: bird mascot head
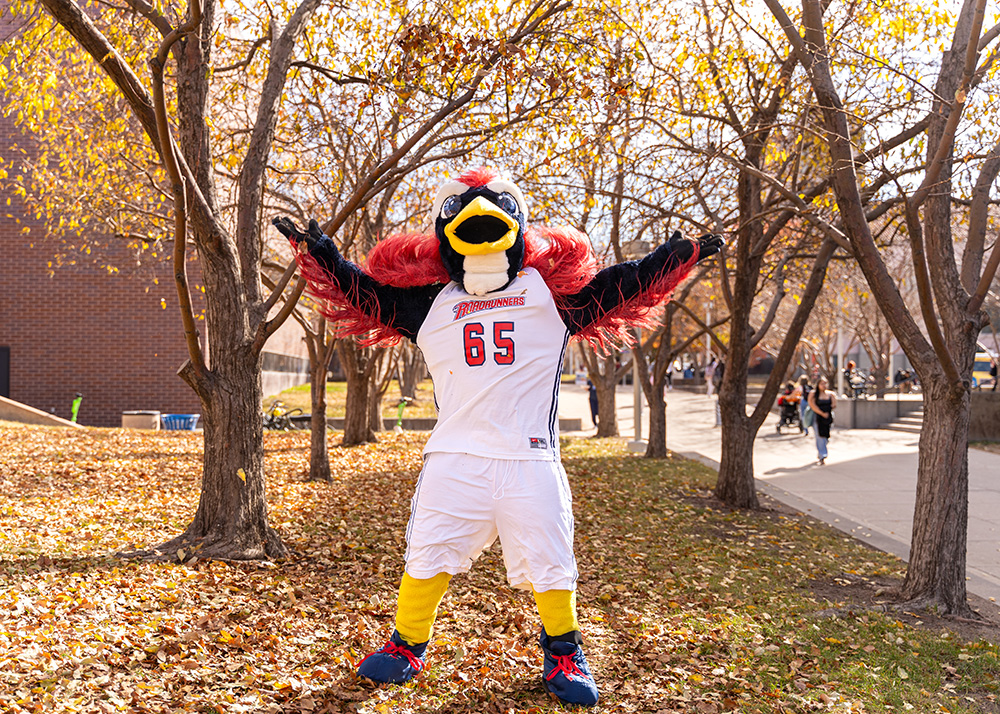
[[431, 168, 528, 296]]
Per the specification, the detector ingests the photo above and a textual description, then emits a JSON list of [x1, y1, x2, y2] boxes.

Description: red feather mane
[[523, 225, 598, 295], [365, 232, 449, 286], [456, 167, 499, 187], [295, 225, 696, 350]]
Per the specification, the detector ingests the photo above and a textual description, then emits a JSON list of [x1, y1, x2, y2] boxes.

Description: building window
[[261, 351, 309, 374], [0, 346, 9, 398]]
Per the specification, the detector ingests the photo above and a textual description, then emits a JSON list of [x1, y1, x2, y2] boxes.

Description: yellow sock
[[394, 572, 451, 645], [532, 587, 580, 637]]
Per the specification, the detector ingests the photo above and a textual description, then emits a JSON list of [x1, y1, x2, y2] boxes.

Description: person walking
[[844, 360, 860, 397], [796, 375, 811, 435], [807, 376, 836, 465], [587, 379, 599, 427], [705, 357, 718, 398]]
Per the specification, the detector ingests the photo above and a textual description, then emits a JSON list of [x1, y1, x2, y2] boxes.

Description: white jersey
[[416, 268, 569, 461]]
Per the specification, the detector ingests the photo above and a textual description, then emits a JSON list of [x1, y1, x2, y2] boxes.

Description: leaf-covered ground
[[1, 423, 998, 713]]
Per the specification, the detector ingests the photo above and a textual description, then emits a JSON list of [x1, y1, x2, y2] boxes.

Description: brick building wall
[[1, 104, 208, 426], [0, 247, 206, 427]]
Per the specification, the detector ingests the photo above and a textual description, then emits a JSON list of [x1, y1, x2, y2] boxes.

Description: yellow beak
[[444, 196, 519, 256]]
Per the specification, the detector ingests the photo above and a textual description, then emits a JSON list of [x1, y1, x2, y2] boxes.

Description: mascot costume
[[274, 168, 722, 707]]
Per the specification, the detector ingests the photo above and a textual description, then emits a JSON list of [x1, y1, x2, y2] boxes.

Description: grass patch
[[971, 441, 1000, 455], [265, 380, 439, 420], [0, 426, 997, 712]]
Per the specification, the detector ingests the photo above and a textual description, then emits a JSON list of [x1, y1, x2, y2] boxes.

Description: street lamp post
[[704, 302, 712, 368], [622, 238, 650, 454], [628, 328, 646, 453], [837, 318, 845, 397]]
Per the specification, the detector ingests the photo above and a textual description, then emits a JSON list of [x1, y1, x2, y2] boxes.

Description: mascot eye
[[496, 192, 519, 216], [440, 196, 463, 220]]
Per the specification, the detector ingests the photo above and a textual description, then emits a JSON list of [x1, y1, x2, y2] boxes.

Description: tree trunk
[[779, 0, 986, 616], [715, 372, 759, 509], [873, 363, 889, 399], [338, 341, 377, 445], [645, 395, 666, 457], [640, 329, 672, 459], [398, 342, 425, 401], [714, 163, 763, 510], [594, 381, 619, 437], [368, 384, 383, 434], [343, 365, 376, 444], [308, 357, 331, 482], [714, 233, 833, 507], [368, 345, 397, 434], [161, 347, 288, 561], [586, 349, 621, 438], [899, 378, 973, 615]]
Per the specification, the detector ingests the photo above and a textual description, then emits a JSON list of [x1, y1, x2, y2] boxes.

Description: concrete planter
[[834, 396, 924, 429], [971, 391, 1000, 442], [121, 410, 161, 430]]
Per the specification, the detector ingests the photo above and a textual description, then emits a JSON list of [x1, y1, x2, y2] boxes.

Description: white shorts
[[404, 452, 578, 592]]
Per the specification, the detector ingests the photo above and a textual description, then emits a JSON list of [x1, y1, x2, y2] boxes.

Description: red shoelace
[[546, 653, 585, 682], [359, 640, 425, 673]]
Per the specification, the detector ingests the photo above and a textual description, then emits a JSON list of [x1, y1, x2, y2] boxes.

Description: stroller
[[776, 387, 804, 434]]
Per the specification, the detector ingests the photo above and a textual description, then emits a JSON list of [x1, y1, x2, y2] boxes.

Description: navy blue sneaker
[[539, 630, 599, 706], [357, 630, 427, 684]]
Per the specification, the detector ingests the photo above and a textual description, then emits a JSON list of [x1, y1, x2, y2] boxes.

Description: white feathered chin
[[461, 253, 510, 296]]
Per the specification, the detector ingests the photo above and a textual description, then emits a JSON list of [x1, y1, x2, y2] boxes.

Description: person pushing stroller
[[776, 381, 804, 434]]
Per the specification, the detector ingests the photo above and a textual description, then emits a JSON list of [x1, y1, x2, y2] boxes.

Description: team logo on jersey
[[529, 437, 548, 450], [453, 295, 525, 321]]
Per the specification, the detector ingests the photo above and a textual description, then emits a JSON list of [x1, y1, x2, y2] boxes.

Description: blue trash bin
[[161, 413, 200, 430]]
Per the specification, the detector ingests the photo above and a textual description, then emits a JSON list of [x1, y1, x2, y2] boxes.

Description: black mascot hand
[[694, 232, 725, 262], [664, 230, 724, 264], [272, 217, 328, 252]]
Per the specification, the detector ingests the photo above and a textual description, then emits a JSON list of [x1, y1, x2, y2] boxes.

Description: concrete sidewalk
[[559, 383, 1000, 604]]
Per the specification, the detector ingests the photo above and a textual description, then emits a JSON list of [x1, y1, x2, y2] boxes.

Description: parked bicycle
[[263, 401, 304, 430]]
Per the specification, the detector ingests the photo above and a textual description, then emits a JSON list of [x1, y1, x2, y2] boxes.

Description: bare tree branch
[[237, 0, 326, 308], [125, 0, 172, 36], [909, 0, 987, 208], [262, 257, 301, 315], [749, 238, 836, 429], [318, 0, 572, 241], [749, 252, 788, 348], [966, 138, 1000, 314], [288, 60, 369, 85], [766, 0, 938, 376], [671, 299, 730, 354], [148, 0, 207, 379], [37, 0, 220, 246], [259, 277, 308, 349], [215, 36, 267, 73]]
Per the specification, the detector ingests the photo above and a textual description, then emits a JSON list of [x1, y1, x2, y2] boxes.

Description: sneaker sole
[[542, 677, 598, 707]]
